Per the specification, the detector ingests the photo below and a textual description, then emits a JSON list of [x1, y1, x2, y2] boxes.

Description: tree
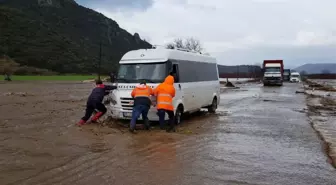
[[0, 3, 152, 74], [165, 37, 203, 52], [185, 37, 203, 52], [0, 55, 19, 75], [166, 43, 175, 49], [253, 62, 262, 78], [255, 63, 262, 68]]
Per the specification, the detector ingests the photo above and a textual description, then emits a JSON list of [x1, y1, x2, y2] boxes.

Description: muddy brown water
[[0, 82, 335, 185]]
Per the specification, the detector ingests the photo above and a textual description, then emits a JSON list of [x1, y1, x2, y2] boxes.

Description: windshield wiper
[[137, 79, 155, 83]]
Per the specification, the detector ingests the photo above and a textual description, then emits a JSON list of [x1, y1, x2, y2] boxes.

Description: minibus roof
[[120, 48, 217, 64]]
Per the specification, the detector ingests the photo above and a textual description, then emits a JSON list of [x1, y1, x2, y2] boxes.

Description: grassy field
[[3, 75, 108, 81]]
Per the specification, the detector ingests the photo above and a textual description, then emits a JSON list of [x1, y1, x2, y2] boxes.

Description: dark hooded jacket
[[87, 84, 117, 105]]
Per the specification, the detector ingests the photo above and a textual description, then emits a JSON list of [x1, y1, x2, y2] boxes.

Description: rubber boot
[[91, 112, 104, 122], [129, 123, 135, 133], [144, 118, 150, 130], [129, 128, 135, 133], [166, 126, 176, 133], [77, 119, 86, 126], [166, 123, 176, 133]]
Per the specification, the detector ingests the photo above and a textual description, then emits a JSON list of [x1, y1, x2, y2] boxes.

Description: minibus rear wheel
[[175, 105, 184, 125]]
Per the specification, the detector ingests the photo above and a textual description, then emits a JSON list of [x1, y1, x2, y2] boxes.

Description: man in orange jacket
[[154, 75, 176, 132], [129, 81, 154, 132]]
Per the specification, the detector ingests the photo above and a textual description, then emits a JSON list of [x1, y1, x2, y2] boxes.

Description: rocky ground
[[304, 79, 336, 168]]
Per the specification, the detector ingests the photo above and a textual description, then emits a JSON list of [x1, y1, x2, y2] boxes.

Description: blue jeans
[[130, 105, 150, 129], [157, 109, 174, 129]]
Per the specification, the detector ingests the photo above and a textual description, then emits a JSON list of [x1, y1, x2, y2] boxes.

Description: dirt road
[[0, 82, 335, 185]]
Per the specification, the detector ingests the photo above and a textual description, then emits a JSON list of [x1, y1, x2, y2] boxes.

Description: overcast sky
[[76, 0, 336, 68]]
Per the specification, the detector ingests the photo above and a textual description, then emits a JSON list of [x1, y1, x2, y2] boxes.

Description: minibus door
[[170, 63, 187, 111]]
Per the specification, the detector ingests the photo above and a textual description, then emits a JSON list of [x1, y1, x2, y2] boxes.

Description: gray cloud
[[79, 0, 336, 68], [213, 44, 336, 69]]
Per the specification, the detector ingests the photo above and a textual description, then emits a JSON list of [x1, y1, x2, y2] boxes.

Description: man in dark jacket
[[129, 81, 154, 132], [77, 79, 117, 126]]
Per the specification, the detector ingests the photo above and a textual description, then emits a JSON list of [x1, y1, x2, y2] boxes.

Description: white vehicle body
[[290, 72, 301, 83], [264, 63, 282, 77], [263, 63, 283, 86], [107, 47, 221, 122]]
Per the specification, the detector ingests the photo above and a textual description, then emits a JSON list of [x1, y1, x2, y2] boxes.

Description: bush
[[1, 55, 58, 75], [0, 55, 19, 74], [13, 66, 57, 75]]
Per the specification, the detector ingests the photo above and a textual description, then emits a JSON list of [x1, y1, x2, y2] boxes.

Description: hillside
[[0, 0, 152, 74], [293, 63, 336, 74], [218, 65, 261, 74], [217, 65, 262, 78]]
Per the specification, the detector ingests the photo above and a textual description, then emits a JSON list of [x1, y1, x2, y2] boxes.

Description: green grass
[[5, 75, 108, 81]]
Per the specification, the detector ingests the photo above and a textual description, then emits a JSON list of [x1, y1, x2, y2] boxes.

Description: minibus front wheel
[[208, 97, 218, 113]]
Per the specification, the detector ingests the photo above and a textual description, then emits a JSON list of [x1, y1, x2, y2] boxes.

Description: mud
[[0, 81, 335, 185], [304, 79, 336, 168], [306, 79, 336, 92]]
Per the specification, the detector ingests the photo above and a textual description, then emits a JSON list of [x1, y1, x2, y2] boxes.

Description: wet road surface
[[0, 82, 335, 185]]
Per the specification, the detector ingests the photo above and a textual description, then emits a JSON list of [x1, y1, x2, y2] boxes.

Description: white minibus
[[107, 46, 220, 124]]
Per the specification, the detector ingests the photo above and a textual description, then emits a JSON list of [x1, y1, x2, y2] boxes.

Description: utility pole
[[98, 40, 102, 80]]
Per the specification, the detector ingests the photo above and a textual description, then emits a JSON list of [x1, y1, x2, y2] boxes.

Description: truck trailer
[[262, 60, 284, 86]]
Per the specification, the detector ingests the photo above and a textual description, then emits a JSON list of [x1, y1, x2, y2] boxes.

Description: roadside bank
[[304, 79, 336, 168]]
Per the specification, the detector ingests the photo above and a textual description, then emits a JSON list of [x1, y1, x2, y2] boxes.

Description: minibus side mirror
[[109, 73, 116, 83]]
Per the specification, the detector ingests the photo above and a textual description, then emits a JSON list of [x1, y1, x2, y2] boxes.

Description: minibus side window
[[171, 64, 180, 83]]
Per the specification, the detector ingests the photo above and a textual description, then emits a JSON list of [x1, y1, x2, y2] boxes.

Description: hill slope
[[218, 65, 261, 74], [217, 65, 262, 78], [0, 0, 152, 74], [293, 63, 336, 74]]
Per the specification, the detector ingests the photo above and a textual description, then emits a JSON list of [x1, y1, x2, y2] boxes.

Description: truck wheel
[[208, 97, 218, 113], [175, 105, 183, 125]]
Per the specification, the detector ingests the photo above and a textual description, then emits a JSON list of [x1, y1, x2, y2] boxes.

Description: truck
[[262, 60, 284, 86], [106, 46, 221, 124], [290, 72, 301, 83], [283, 69, 290, 81]]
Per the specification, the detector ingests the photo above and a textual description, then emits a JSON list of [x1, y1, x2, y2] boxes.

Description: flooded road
[[0, 82, 335, 185]]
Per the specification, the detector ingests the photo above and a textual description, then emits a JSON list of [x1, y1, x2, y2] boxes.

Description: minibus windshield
[[117, 62, 167, 83]]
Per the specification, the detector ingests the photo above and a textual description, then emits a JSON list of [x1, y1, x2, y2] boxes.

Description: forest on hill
[[0, 0, 151, 75]]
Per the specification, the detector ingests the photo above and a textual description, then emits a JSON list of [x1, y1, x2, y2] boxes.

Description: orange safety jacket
[[131, 84, 154, 107], [154, 75, 175, 111]]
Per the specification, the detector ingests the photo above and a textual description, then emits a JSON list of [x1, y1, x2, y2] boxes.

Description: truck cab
[[262, 60, 284, 86], [290, 72, 301, 83]]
